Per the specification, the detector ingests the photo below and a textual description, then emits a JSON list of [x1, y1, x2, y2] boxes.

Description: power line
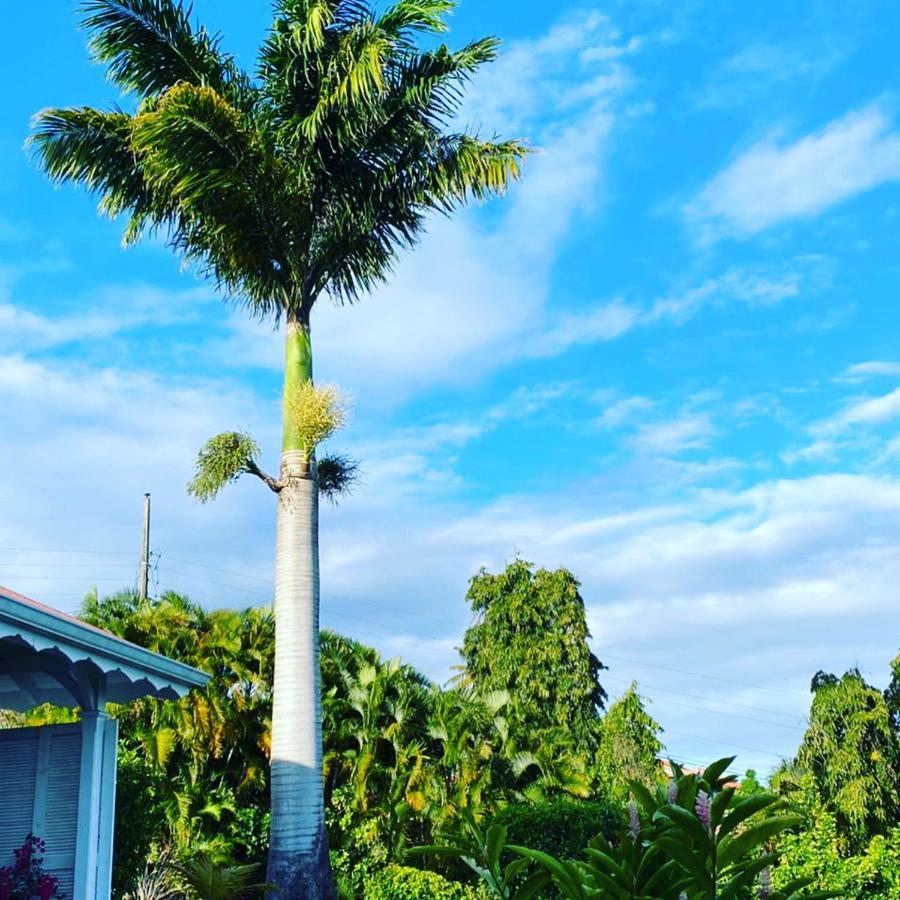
[[663, 728, 790, 761], [0, 547, 132, 555], [601, 652, 808, 698], [0, 562, 136, 570], [601, 674, 805, 721], [161, 556, 274, 586]]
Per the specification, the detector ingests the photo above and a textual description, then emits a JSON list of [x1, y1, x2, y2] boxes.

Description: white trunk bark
[[267, 450, 333, 897]]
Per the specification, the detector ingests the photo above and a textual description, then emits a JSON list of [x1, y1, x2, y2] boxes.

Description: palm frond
[[35, 0, 528, 320], [133, 83, 294, 309], [29, 106, 167, 242], [376, 0, 455, 38], [79, 0, 242, 98]]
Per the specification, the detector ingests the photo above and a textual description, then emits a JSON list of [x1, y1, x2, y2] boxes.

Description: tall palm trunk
[[267, 315, 335, 898]]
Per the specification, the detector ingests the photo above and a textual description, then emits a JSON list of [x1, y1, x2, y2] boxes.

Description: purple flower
[[628, 800, 640, 839], [695, 790, 712, 831], [667, 780, 678, 805]]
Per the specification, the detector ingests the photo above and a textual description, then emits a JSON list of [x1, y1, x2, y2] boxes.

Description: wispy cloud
[[818, 388, 900, 434], [837, 360, 900, 382], [693, 39, 848, 111], [687, 105, 900, 239], [0, 284, 212, 352], [596, 395, 654, 429], [527, 299, 640, 357], [632, 413, 716, 454]]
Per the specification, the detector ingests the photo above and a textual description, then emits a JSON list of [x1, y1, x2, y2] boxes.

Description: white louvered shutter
[[0, 725, 81, 897]]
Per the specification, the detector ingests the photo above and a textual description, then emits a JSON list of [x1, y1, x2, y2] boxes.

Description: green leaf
[[509, 847, 586, 900], [628, 779, 658, 815], [511, 870, 552, 900], [486, 823, 507, 870], [503, 857, 529, 882], [654, 836, 713, 891], [702, 756, 737, 787], [659, 803, 713, 849], [718, 792, 780, 838], [718, 853, 777, 899], [710, 786, 735, 832], [406, 844, 466, 859], [717, 815, 801, 868]]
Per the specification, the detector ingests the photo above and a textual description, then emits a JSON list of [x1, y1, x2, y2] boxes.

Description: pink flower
[[758, 867, 772, 899], [695, 790, 712, 831], [667, 780, 678, 805], [628, 801, 641, 839]]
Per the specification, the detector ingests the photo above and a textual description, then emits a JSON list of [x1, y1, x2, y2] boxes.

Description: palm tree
[[31, 1, 525, 894]]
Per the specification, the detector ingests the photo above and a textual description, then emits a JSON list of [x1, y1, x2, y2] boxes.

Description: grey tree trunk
[[266, 450, 335, 898]]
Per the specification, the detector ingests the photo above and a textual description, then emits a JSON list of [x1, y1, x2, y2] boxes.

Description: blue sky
[[3, 0, 900, 775]]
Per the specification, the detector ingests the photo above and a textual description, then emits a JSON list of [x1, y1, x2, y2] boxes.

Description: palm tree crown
[[32, 0, 526, 323]]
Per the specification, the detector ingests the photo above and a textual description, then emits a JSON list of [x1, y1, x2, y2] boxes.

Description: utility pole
[[139, 492, 151, 601]]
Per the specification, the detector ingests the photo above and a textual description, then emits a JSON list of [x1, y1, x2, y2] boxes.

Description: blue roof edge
[[0, 589, 211, 692]]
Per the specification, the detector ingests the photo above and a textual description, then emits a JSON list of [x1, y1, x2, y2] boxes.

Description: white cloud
[[0, 284, 212, 352], [632, 413, 716, 454], [528, 299, 640, 358], [693, 39, 848, 111], [646, 267, 804, 323], [687, 105, 900, 238], [838, 360, 900, 382], [816, 387, 900, 434], [596, 396, 654, 428], [781, 439, 840, 465]]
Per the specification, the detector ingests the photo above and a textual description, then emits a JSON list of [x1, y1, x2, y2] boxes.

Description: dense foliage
[[462, 561, 607, 749], [795, 669, 900, 847], [13, 561, 900, 897], [768, 663, 900, 897], [58, 562, 662, 896]]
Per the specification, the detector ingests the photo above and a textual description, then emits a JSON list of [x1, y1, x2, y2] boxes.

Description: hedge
[[362, 865, 486, 899], [493, 798, 622, 861]]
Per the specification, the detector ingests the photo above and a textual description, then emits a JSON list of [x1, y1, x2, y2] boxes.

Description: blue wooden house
[[0, 586, 209, 899]]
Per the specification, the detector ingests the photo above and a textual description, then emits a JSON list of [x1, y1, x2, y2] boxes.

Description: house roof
[[0, 586, 210, 712]]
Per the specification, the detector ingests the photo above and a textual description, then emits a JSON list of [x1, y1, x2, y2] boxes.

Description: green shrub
[[492, 798, 622, 861], [362, 865, 486, 899], [112, 751, 167, 897]]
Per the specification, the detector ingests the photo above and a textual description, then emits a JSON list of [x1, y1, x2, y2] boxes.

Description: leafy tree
[[460, 561, 606, 752], [795, 668, 900, 849], [883, 652, 900, 729], [594, 683, 664, 805], [32, 1, 525, 894]]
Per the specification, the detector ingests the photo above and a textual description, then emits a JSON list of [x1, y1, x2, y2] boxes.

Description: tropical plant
[[511, 758, 838, 900], [77, 590, 274, 880], [361, 864, 487, 899], [409, 811, 549, 899], [169, 856, 273, 900], [491, 800, 621, 865], [32, 1, 525, 892]]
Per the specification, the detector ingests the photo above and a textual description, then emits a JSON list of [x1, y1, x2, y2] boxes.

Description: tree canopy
[[795, 668, 900, 848], [460, 560, 607, 750]]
